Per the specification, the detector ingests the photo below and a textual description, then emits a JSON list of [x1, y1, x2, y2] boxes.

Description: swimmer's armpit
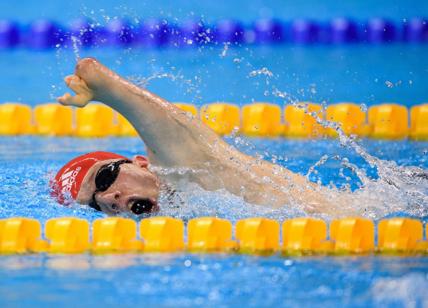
[[57, 75, 94, 107]]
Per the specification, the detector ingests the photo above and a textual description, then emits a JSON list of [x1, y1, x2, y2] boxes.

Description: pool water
[[0, 137, 427, 221], [1, 0, 428, 107], [1, 0, 428, 306], [2, 45, 428, 107], [0, 137, 427, 306], [1, 254, 428, 307]]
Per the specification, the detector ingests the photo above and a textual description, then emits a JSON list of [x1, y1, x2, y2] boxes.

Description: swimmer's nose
[[96, 191, 127, 211]]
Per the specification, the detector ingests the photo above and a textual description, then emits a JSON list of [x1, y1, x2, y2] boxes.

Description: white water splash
[[248, 67, 274, 78], [43, 46, 426, 221], [372, 274, 428, 306], [155, 181, 306, 223], [125, 72, 427, 219], [129, 71, 202, 101], [268, 87, 428, 219], [385, 80, 402, 88], [70, 36, 81, 62], [219, 43, 230, 58]]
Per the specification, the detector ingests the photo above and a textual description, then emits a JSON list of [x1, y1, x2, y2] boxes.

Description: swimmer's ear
[[132, 155, 149, 168]]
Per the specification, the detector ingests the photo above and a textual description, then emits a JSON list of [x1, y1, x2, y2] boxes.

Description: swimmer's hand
[[57, 75, 94, 107]]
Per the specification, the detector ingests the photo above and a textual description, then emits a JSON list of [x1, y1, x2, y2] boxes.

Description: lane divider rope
[[0, 102, 427, 140], [0, 216, 427, 255], [0, 17, 427, 49]]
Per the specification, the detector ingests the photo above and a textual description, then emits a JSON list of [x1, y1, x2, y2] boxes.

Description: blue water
[[0, 1, 428, 106], [1, 0, 428, 23], [1, 254, 428, 307], [3, 45, 428, 106], [0, 137, 427, 221], [1, 0, 428, 306], [0, 137, 427, 307], [0, 90, 427, 301]]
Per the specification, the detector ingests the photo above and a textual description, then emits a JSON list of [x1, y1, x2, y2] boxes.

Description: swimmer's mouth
[[129, 198, 159, 215]]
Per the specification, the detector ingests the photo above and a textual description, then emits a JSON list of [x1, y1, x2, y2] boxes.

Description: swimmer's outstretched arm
[[58, 57, 233, 168], [58, 58, 335, 211]]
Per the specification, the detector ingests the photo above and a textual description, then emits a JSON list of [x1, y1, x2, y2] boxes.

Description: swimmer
[[53, 57, 337, 216]]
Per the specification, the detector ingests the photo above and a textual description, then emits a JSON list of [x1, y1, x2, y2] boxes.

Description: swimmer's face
[[77, 155, 160, 215]]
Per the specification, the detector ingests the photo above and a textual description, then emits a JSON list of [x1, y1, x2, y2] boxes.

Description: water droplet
[[284, 260, 293, 266], [385, 81, 394, 88]]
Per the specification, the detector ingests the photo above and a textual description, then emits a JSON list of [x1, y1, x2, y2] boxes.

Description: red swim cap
[[51, 151, 127, 204]]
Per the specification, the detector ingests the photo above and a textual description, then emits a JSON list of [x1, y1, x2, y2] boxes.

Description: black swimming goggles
[[88, 159, 156, 215]]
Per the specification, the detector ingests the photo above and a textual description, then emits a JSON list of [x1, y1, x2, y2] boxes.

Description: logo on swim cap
[[51, 151, 127, 204]]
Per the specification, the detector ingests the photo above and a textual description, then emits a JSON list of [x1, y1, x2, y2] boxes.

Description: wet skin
[[58, 57, 344, 215], [76, 155, 160, 215]]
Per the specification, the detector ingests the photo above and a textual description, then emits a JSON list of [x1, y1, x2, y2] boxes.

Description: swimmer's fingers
[[57, 75, 94, 107], [57, 93, 72, 105], [65, 75, 92, 97], [57, 91, 92, 107]]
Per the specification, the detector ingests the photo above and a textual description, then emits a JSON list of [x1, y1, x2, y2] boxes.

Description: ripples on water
[[1, 10, 428, 307], [0, 37, 425, 222], [0, 135, 426, 223]]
